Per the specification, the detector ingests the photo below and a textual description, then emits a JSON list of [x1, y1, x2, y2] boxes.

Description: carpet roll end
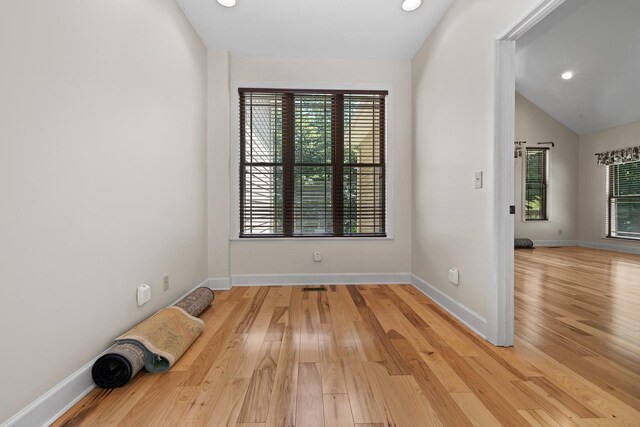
[[92, 353, 134, 389]]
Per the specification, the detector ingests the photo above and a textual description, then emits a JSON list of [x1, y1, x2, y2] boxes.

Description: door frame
[[488, 0, 566, 346]]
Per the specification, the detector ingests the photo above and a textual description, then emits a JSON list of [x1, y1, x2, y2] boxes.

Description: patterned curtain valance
[[595, 146, 640, 166]]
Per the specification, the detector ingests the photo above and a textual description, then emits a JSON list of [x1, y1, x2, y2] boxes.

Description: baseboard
[[1, 278, 210, 427], [205, 277, 232, 290], [577, 240, 640, 254], [230, 272, 412, 286], [410, 274, 487, 339], [0, 358, 96, 427], [532, 240, 577, 247]]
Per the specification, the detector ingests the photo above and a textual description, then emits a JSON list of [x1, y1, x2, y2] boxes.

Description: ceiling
[[176, 0, 453, 60], [516, 0, 640, 136]]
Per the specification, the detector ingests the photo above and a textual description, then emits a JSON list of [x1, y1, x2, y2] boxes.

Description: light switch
[[474, 171, 483, 189]]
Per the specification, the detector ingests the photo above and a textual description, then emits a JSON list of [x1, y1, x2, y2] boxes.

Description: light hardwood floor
[[53, 247, 640, 426]]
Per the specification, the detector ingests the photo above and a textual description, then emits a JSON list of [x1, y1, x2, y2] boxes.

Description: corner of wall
[[206, 49, 232, 279]]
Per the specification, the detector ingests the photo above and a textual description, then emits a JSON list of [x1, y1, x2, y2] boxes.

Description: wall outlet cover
[[137, 284, 151, 306], [448, 268, 459, 285]]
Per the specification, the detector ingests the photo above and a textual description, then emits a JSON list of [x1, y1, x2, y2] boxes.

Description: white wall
[[0, 1, 207, 422], [221, 56, 413, 277], [514, 92, 579, 241], [207, 50, 232, 279], [411, 0, 538, 320], [578, 120, 640, 249]]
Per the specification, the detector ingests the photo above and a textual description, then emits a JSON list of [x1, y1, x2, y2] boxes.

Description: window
[[607, 161, 640, 240], [524, 147, 549, 221], [239, 89, 387, 238]]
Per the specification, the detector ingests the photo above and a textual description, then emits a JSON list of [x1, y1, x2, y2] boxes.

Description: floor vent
[[302, 287, 327, 292]]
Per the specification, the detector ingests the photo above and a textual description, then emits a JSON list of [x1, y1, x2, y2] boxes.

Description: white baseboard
[[410, 274, 487, 339], [205, 277, 232, 290], [0, 359, 96, 427], [577, 240, 640, 254], [529, 239, 640, 254], [532, 240, 577, 247], [230, 272, 412, 286], [2, 278, 211, 427]]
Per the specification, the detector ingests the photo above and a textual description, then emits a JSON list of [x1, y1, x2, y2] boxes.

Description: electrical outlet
[[163, 275, 170, 291], [137, 284, 151, 306], [313, 251, 322, 262], [558, 229, 563, 235], [448, 268, 459, 285]]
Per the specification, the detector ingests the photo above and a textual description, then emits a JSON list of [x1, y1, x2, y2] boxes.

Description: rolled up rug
[[115, 306, 204, 372], [174, 287, 214, 317], [92, 343, 145, 388], [92, 286, 214, 388]]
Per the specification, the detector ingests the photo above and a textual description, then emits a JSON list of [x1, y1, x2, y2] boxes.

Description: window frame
[[606, 161, 640, 241], [522, 147, 550, 222], [230, 82, 393, 241]]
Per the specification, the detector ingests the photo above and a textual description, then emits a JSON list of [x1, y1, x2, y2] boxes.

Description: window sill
[[606, 235, 640, 242]]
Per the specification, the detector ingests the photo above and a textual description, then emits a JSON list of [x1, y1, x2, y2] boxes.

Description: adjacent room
[[1, 0, 638, 426], [512, 0, 640, 419]]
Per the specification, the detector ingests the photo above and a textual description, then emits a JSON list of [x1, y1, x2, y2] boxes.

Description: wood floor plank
[[295, 362, 324, 427], [53, 247, 640, 427], [232, 287, 280, 379], [340, 346, 383, 424], [323, 394, 354, 427], [238, 340, 281, 423], [364, 361, 444, 427], [266, 325, 300, 427], [318, 324, 348, 395], [116, 372, 186, 426], [387, 329, 475, 427], [204, 377, 249, 427], [451, 392, 503, 427]]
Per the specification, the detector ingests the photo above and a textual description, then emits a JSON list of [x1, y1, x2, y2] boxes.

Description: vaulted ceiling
[[176, 0, 453, 60], [516, 0, 640, 136]]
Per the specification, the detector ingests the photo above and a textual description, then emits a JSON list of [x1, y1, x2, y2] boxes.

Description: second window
[[524, 147, 549, 221]]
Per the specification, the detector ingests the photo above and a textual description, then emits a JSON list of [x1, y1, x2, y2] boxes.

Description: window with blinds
[[607, 161, 640, 240], [239, 89, 387, 238], [524, 147, 549, 221]]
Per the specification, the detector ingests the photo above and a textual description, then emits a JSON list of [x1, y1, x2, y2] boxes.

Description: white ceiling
[[516, 0, 640, 136], [176, 0, 453, 60]]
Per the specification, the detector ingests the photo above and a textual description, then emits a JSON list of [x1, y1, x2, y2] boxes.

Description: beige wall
[[515, 93, 579, 241], [0, 1, 207, 422], [578, 120, 640, 249], [207, 50, 232, 278], [225, 56, 413, 276], [411, 0, 538, 319]]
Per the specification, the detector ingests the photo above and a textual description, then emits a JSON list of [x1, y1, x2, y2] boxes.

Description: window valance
[[595, 146, 640, 166]]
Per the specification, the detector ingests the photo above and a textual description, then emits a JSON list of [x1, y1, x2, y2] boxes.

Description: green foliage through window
[[524, 148, 549, 221], [240, 89, 386, 238], [608, 161, 640, 240]]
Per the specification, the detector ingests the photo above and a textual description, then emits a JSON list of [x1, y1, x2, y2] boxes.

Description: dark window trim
[[524, 147, 549, 221], [606, 162, 640, 241], [239, 88, 389, 96], [239, 88, 388, 239]]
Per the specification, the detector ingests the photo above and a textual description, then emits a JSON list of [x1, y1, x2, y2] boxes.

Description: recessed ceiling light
[[217, 0, 236, 7], [561, 71, 573, 80], [401, 0, 422, 12]]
